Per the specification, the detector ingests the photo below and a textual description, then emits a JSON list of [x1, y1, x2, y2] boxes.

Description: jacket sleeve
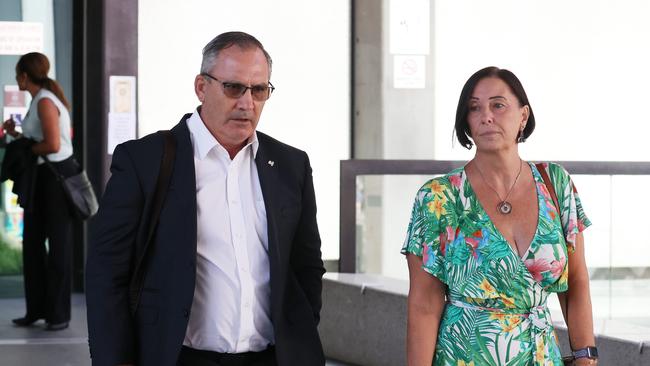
[[86, 143, 144, 365], [290, 153, 326, 323]]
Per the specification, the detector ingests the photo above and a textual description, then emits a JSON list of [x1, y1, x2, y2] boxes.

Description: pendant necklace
[[475, 159, 523, 215]]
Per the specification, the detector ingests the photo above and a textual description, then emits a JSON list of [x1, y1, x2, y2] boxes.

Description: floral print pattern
[[402, 162, 591, 365]]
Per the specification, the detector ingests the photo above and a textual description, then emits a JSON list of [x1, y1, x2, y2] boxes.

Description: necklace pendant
[[497, 201, 512, 215]]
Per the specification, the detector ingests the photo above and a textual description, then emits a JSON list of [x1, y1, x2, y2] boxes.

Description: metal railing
[[339, 160, 650, 272]]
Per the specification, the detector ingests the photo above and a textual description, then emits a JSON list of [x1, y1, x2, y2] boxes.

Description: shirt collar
[[186, 108, 259, 160]]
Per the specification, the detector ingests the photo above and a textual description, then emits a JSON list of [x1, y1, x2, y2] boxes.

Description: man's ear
[[195, 74, 206, 102]]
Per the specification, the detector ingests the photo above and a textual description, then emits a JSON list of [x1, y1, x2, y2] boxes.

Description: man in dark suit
[[86, 31, 326, 366]]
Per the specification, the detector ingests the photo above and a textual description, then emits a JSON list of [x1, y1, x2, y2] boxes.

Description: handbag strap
[[129, 130, 176, 316], [40, 154, 65, 181], [537, 162, 575, 361], [536, 162, 561, 216]]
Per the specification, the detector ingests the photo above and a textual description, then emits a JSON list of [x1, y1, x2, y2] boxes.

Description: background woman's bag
[[43, 155, 98, 220]]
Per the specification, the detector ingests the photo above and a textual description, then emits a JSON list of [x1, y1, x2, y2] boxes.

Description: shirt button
[[183, 309, 190, 318]]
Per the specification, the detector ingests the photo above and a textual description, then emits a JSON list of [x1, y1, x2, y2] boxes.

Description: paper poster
[[4, 85, 26, 107], [2, 106, 27, 125], [109, 76, 136, 114], [108, 76, 137, 154], [0, 21, 44, 55], [2, 85, 28, 138], [393, 55, 426, 89], [107, 112, 136, 155], [389, 0, 430, 55]]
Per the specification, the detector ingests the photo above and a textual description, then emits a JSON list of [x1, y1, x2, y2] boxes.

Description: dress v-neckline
[[462, 162, 543, 261]]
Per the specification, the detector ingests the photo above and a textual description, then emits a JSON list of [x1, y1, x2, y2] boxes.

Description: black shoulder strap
[[129, 130, 176, 316]]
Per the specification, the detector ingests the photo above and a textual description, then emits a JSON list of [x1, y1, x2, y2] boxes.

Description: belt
[[178, 345, 276, 366], [448, 300, 553, 363]]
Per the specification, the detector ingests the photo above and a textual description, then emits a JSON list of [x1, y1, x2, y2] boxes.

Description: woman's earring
[[517, 128, 526, 143]]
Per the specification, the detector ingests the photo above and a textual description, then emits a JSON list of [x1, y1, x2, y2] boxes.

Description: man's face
[[194, 46, 270, 152]]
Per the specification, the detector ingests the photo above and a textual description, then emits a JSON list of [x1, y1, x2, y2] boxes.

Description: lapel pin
[[268, 160, 275, 167]]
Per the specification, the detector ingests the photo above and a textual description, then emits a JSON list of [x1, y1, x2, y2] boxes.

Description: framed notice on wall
[[107, 76, 137, 155]]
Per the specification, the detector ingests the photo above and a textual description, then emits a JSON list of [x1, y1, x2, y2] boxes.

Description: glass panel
[[356, 173, 650, 329], [0, 0, 63, 298]]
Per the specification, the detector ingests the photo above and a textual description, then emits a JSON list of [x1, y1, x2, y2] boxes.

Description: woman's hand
[[2, 118, 19, 137]]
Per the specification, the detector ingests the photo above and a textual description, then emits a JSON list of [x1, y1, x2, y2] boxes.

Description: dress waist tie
[[448, 300, 553, 364]]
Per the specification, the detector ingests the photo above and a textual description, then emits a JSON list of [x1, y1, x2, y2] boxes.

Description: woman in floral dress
[[403, 67, 597, 365]]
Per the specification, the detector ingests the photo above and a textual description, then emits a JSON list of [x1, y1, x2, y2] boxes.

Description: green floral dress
[[402, 162, 591, 366]]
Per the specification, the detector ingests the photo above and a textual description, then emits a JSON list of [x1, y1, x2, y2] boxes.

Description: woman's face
[[467, 77, 529, 152], [15, 70, 28, 91]]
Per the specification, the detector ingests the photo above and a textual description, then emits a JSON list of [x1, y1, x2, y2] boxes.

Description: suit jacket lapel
[[170, 115, 198, 252], [255, 138, 281, 270]]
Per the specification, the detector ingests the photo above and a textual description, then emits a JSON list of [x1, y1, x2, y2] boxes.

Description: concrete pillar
[[351, 0, 437, 275], [352, 0, 385, 274], [78, 0, 138, 290]]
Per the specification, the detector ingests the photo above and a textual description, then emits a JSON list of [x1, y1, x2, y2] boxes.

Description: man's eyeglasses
[[201, 73, 275, 101]]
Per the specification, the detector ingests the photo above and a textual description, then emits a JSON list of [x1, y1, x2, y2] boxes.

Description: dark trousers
[[21, 160, 75, 324], [177, 346, 278, 366]]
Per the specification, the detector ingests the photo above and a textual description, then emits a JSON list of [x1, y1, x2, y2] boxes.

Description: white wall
[[430, 0, 650, 272], [379, 0, 650, 279], [138, 0, 350, 259], [432, 0, 650, 162]]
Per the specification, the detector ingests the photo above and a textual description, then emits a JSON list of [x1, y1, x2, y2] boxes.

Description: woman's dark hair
[[16, 52, 71, 110], [454, 66, 535, 149]]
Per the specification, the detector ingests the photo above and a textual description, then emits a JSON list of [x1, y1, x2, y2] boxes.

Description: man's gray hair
[[200, 31, 272, 76]]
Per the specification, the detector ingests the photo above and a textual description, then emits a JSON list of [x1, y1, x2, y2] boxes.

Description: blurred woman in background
[[3, 52, 75, 331]]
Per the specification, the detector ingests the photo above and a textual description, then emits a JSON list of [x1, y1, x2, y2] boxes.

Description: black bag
[[43, 155, 98, 220]]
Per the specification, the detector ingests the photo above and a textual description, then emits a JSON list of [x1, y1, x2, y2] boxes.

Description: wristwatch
[[573, 346, 598, 359]]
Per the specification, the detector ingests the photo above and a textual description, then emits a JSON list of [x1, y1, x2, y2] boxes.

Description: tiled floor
[[0, 295, 351, 366], [0, 296, 90, 366]]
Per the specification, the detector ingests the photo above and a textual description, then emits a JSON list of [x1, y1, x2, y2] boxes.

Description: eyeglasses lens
[[251, 86, 270, 101], [222, 83, 270, 101]]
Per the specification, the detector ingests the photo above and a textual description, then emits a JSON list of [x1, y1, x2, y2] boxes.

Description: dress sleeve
[[401, 178, 450, 283], [547, 163, 592, 252]]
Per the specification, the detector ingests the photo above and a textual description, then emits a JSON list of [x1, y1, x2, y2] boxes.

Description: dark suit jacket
[[0, 137, 37, 211], [86, 114, 325, 366]]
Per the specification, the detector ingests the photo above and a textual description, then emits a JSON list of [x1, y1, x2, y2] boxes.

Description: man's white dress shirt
[[183, 110, 274, 353]]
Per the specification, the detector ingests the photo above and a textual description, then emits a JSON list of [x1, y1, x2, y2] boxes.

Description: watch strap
[[573, 346, 598, 359]]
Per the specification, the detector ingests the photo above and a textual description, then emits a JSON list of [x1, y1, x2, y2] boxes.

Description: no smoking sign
[[394, 55, 425, 89]]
